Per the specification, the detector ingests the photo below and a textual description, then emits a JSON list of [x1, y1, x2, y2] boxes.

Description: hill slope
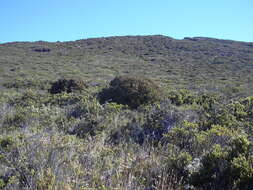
[[1, 35, 253, 96], [2, 36, 253, 189]]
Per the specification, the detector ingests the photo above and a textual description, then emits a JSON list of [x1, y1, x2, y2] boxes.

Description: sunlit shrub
[[166, 151, 192, 180], [168, 89, 196, 106], [9, 89, 48, 107], [190, 135, 253, 190], [163, 121, 201, 155]]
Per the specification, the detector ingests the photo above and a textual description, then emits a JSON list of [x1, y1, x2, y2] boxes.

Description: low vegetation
[[1, 74, 253, 190], [1, 35, 253, 189]]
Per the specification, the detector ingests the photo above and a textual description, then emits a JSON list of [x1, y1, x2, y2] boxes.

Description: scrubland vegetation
[[1, 35, 253, 189]]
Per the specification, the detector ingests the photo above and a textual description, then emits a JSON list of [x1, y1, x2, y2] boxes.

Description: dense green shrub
[[168, 89, 196, 106], [2, 77, 253, 189], [190, 135, 253, 190], [9, 89, 48, 107], [0, 178, 5, 189], [71, 115, 105, 137], [98, 76, 162, 109], [166, 151, 192, 181], [164, 121, 201, 155], [69, 97, 108, 137], [49, 78, 88, 94]]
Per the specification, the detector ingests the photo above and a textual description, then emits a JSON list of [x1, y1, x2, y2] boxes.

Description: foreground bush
[[49, 78, 88, 94], [99, 76, 162, 109], [2, 82, 253, 189], [190, 136, 253, 190]]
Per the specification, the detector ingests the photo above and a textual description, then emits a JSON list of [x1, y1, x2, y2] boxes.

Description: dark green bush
[[190, 135, 253, 190], [9, 89, 48, 107], [99, 76, 162, 109], [0, 137, 14, 151], [166, 151, 192, 181], [71, 115, 104, 137], [49, 78, 88, 94]]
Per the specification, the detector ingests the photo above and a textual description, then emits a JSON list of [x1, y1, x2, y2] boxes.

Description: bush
[[0, 137, 14, 151], [109, 119, 145, 144], [99, 76, 162, 109], [163, 121, 201, 155], [49, 78, 88, 94], [71, 115, 104, 137], [168, 89, 196, 106], [166, 151, 192, 180], [143, 104, 182, 142], [190, 135, 253, 190], [9, 89, 48, 107], [3, 112, 27, 129]]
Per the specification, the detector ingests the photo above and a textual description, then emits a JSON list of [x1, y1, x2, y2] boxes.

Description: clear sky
[[1, 0, 253, 43]]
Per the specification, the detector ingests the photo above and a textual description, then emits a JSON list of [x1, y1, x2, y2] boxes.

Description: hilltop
[[1, 35, 253, 96]]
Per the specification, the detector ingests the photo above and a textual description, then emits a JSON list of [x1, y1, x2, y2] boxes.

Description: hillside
[[1, 36, 253, 190], [1, 35, 253, 96]]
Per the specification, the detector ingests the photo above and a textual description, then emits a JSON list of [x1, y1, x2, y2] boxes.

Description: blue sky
[[1, 0, 253, 43]]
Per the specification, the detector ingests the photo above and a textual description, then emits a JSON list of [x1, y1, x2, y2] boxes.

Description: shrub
[[49, 78, 88, 94], [190, 135, 253, 190], [9, 89, 47, 107], [0, 137, 14, 151], [190, 145, 231, 189], [163, 121, 201, 155], [33, 47, 51, 52], [71, 115, 104, 137], [142, 101, 195, 143], [168, 89, 196, 106], [0, 173, 14, 190], [109, 119, 145, 144], [3, 112, 27, 129], [143, 105, 181, 142], [99, 76, 162, 109], [166, 151, 192, 180]]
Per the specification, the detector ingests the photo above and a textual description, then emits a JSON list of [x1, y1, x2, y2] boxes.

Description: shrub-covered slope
[[1, 36, 253, 189], [1, 35, 253, 96]]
